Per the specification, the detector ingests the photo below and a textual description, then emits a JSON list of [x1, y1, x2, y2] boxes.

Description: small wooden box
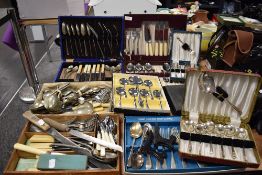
[[4, 114, 123, 175]]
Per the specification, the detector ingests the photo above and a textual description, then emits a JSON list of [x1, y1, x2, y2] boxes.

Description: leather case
[[179, 69, 261, 168]]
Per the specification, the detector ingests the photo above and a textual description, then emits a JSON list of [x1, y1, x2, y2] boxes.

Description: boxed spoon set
[[113, 73, 171, 115], [179, 69, 261, 167], [123, 14, 187, 77], [123, 116, 235, 174], [55, 16, 124, 82]]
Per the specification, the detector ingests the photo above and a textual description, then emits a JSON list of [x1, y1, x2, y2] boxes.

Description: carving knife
[[41, 117, 123, 152]]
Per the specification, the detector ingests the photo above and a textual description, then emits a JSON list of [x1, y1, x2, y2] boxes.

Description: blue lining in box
[[124, 116, 238, 174], [55, 16, 125, 82]]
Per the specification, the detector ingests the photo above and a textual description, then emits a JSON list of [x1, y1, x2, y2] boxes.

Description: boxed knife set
[[55, 16, 124, 82], [113, 73, 171, 115], [29, 82, 112, 115], [170, 31, 202, 83], [123, 116, 235, 174], [179, 70, 261, 167], [57, 63, 122, 82], [4, 113, 122, 174], [123, 14, 187, 77]]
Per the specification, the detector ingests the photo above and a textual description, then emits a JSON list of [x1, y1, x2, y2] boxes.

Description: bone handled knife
[[100, 64, 105, 81], [95, 64, 100, 81], [86, 64, 92, 81], [80, 64, 88, 82], [91, 64, 96, 81], [76, 64, 83, 82]]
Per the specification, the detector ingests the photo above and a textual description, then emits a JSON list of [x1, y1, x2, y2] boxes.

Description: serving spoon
[[198, 72, 242, 115]]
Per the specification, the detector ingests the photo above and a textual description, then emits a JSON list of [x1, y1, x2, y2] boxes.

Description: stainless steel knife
[[41, 116, 123, 152]]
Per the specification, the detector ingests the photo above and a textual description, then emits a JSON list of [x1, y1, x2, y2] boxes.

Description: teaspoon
[[140, 89, 150, 109], [116, 87, 126, 107], [129, 88, 138, 108], [144, 80, 154, 100], [153, 90, 163, 109]]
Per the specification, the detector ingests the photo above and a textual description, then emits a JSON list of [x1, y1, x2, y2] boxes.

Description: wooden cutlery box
[[55, 16, 124, 82], [4, 114, 123, 175], [179, 69, 262, 167], [123, 14, 187, 76]]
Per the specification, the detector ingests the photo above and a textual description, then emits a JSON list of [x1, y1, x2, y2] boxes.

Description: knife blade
[[42, 117, 123, 152]]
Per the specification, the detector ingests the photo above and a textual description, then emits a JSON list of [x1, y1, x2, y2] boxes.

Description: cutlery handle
[[154, 42, 159, 56], [23, 111, 50, 131], [221, 144, 225, 158], [149, 42, 153, 56], [127, 138, 136, 167], [170, 150, 176, 169], [225, 99, 242, 115], [163, 42, 168, 56], [145, 43, 149, 56], [146, 154, 152, 170], [96, 131, 101, 151], [243, 146, 247, 162], [14, 143, 47, 155], [159, 42, 163, 56], [42, 118, 69, 132]]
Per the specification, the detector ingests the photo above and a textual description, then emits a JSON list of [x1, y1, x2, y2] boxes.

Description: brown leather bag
[[223, 30, 254, 67]]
